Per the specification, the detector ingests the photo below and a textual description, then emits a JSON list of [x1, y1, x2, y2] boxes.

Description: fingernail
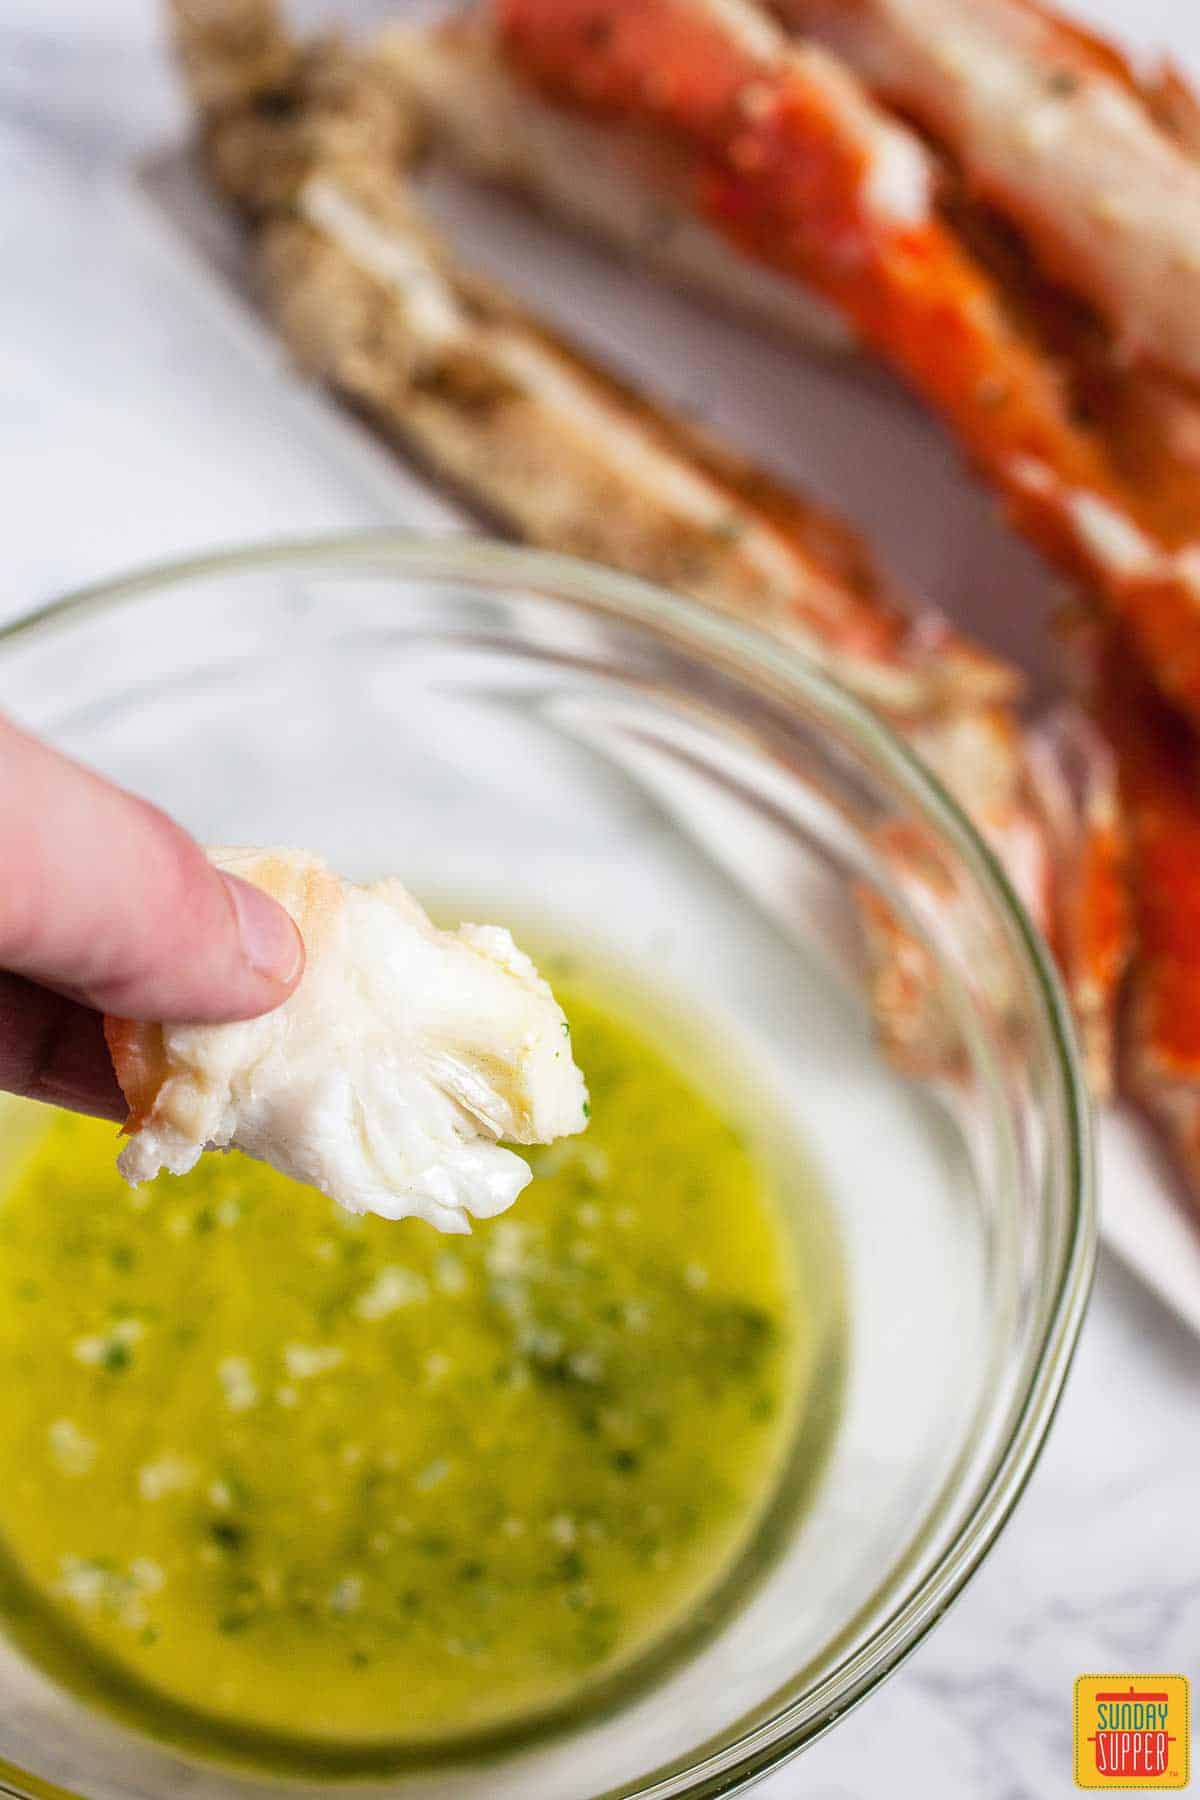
[[223, 875, 304, 987]]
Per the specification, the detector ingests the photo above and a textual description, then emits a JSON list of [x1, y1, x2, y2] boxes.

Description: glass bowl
[[0, 536, 1093, 1798]]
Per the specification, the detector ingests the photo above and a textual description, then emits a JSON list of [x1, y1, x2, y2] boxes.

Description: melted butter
[[0, 980, 842, 1772]]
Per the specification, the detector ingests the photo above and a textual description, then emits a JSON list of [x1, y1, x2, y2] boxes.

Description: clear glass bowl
[[0, 537, 1093, 1798]]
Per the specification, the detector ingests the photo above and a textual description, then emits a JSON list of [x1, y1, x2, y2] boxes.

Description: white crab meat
[[107, 848, 588, 1233]]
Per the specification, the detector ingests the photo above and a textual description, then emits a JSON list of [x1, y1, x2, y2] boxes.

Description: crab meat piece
[[492, 0, 1200, 727], [772, 0, 1200, 383], [106, 849, 589, 1232]]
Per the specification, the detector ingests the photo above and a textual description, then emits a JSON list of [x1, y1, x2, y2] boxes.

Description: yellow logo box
[[1075, 1676, 1190, 1789]]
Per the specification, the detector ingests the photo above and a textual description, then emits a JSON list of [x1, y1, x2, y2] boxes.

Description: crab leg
[[772, 0, 1200, 384], [172, 2, 1014, 723], [492, 0, 1200, 727]]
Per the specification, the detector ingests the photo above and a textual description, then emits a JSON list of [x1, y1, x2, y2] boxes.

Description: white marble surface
[[1, 2, 1198, 1796]]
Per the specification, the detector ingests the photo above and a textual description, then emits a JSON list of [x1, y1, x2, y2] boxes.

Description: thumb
[[0, 715, 303, 1022]]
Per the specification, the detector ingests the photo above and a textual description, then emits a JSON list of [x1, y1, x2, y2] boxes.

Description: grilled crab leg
[[490, 0, 1200, 728], [170, 1, 1127, 1087], [263, 179, 1011, 720], [170, 0, 1012, 724], [773, 0, 1200, 385]]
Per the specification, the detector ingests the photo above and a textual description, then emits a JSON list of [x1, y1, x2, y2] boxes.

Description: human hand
[[0, 714, 304, 1119]]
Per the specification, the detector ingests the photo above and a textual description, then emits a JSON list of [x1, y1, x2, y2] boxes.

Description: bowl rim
[[0, 532, 1096, 1798]]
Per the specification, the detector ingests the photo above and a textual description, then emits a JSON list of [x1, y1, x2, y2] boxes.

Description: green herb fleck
[[208, 1519, 247, 1553]]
